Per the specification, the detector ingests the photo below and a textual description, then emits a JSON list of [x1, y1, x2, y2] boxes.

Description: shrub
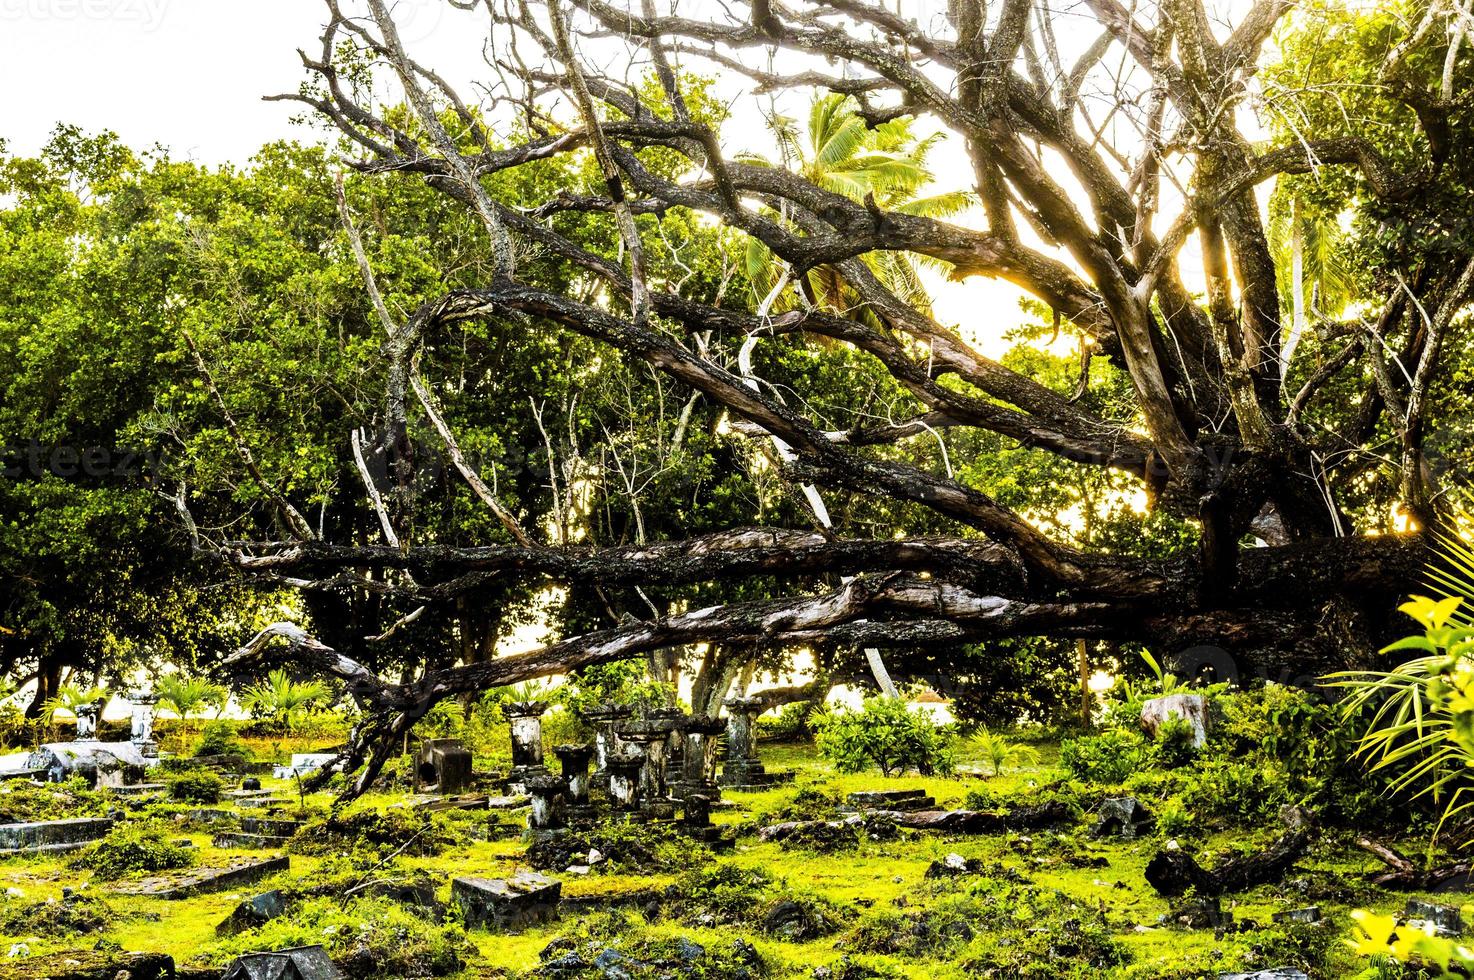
[[192, 721, 253, 760], [289, 807, 464, 858], [0, 893, 115, 936], [1150, 716, 1199, 769], [1154, 796, 1193, 837], [814, 696, 955, 777], [205, 895, 470, 978], [1058, 729, 1149, 785], [72, 822, 198, 879], [0, 776, 109, 823], [970, 728, 1040, 776], [168, 769, 224, 804]]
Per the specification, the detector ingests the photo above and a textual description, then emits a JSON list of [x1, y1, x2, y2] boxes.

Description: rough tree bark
[[195, 0, 1472, 796]]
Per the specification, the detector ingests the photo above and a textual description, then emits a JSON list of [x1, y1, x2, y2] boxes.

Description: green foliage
[[1153, 797, 1193, 838], [0, 776, 109, 823], [969, 728, 1040, 777], [205, 895, 471, 977], [1058, 729, 1150, 785], [167, 768, 224, 804], [71, 821, 198, 879], [41, 682, 108, 721], [191, 720, 253, 760], [238, 669, 329, 732], [0, 892, 115, 936], [813, 696, 956, 777], [1150, 716, 1200, 770], [156, 675, 226, 721], [1347, 908, 1474, 976], [288, 807, 464, 858]]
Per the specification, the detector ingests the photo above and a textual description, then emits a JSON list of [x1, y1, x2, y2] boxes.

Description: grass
[[0, 739, 1445, 978]]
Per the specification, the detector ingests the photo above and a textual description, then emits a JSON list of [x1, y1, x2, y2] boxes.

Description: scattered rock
[[1146, 833, 1308, 897], [221, 944, 342, 980], [1406, 898, 1463, 937], [1092, 797, 1154, 840], [1271, 906, 1322, 925], [1217, 971, 1310, 980], [0, 950, 176, 979], [845, 789, 935, 811], [761, 898, 839, 941], [1278, 805, 1315, 831], [216, 890, 287, 936], [924, 853, 985, 878]]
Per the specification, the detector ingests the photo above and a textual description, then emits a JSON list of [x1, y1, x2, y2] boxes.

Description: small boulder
[[1141, 693, 1209, 747], [1406, 898, 1463, 937], [1092, 797, 1154, 839]]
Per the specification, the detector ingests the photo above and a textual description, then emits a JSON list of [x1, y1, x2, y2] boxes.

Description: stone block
[[217, 889, 288, 936], [453, 872, 561, 931]]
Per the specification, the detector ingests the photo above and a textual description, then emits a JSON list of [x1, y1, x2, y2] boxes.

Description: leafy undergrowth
[[0, 741, 1455, 978]]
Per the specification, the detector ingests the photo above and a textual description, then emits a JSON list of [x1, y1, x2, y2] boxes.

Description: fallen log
[[1146, 832, 1309, 897], [1355, 835, 1474, 891]]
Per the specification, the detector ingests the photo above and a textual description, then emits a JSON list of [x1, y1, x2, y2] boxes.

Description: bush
[[71, 822, 198, 879], [0, 776, 109, 823], [1058, 729, 1149, 785], [289, 807, 464, 858], [192, 721, 253, 761], [814, 697, 955, 777], [168, 769, 224, 804], [205, 895, 470, 978], [1150, 716, 1199, 769], [0, 893, 115, 936]]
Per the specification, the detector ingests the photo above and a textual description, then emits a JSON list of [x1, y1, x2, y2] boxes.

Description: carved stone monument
[[720, 696, 792, 790], [506, 701, 550, 790]]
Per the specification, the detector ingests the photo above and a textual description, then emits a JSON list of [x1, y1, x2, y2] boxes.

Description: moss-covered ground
[[0, 738, 1446, 978]]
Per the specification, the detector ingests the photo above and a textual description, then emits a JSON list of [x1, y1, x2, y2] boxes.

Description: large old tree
[[212, 0, 1474, 793]]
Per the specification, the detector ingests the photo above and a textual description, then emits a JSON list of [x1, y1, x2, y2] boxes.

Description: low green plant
[[204, 895, 471, 977], [191, 720, 253, 760], [71, 821, 198, 879], [1347, 908, 1474, 976], [1058, 729, 1149, 785], [1154, 796, 1193, 837], [1330, 589, 1474, 841], [813, 696, 955, 777], [167, 768, 224, 804], [289, 807, 464, 858], [1150, 716, 1200, 769], [970, 727, 1040, 776]]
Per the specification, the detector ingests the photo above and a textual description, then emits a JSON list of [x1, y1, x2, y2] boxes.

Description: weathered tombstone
[[453, 872, 561, 931], [216, 889, 287, 936], [506, 701, 550, 789], [720, 696, 793, 789], [26, 742, 155, 786], [73, 701, 100, 742], [273, 753, 338, 780], [616, 724, 673, 816], [415, 738, 474, 795], [525, 773, 566, 832], [0, 817, 115, 856], [127, 691, 160, 758], [577, 703, 631, 791], [221, 944, 343, 980], [606, 753, 644, 812], [1141, 693, 1210, 747], [682, 793, 722, 843], [673, 714, 726, 800], [552, 744, 595, 807]]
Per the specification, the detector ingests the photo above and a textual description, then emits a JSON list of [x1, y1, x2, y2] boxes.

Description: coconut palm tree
[[743, 94, 974, 319], [156, 675, 228, 738]]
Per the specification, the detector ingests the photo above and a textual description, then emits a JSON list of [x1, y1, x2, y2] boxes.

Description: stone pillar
[[525, 773, 565, 832], [719, 696, 792, 789], [577, 703, 631, 789], [506, 701, 550, 789], [128, 692, 159, 758], [606, 754, 643, 812], [73, 702, 100, 742], [617, 725, 671, 812], [552, 744, 594, 806], [682, 793, 722, 843], [674, 715, 725, 800]]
